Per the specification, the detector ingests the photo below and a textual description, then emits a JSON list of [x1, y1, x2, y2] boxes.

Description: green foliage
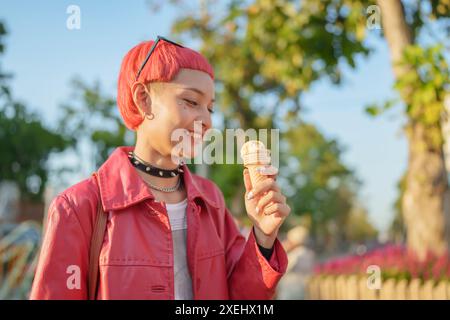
[[0, 21, 73, 202], [368, 42, 449, 238], [403, 0, 450, 39], [429, 0, 450, 19], [369, 1, 449, 239], [57, 78, 134, 170], [396, 44, 449, 148], [172, 0, 373, 127], [167, 0, 376, 246], [0, 20, 10, 100], [367, 0, 449, 149], [210, 162, 244, 208], [389, 173, 407, 244], [282, 121, 360, 240], [365, 98, 398, 116], [0, 102, 74, 202], [344, 207, 378, 243]]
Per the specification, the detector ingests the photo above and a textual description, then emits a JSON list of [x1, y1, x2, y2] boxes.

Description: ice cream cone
[[240, 140, 278, 188]]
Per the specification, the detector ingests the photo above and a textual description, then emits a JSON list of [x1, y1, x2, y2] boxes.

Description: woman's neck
[[132, 142, 183, 190], [133, 142, 180, 170]]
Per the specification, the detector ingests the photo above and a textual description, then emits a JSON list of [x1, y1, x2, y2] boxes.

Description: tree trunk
[[443, 96, 450, 174], [377, 0, 450, 259], [403, 122, 450, 258]]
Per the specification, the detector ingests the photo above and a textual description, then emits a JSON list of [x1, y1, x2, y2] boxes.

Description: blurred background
[[0, 0, 449, 299]]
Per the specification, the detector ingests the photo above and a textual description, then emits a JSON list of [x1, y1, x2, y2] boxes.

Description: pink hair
[[117, 40, 215, 131]]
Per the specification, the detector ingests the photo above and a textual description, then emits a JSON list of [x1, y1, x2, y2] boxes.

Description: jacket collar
[[96, 146, 219, 211]]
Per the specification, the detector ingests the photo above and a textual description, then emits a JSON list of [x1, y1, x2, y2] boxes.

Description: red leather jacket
[[30, 146, 287, 299]]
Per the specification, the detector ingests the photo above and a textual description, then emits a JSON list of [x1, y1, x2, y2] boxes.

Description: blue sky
[[1, 1, 408, 233]]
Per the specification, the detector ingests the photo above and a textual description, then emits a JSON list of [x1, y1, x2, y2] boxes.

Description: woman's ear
[[131, 82, 152, 117]]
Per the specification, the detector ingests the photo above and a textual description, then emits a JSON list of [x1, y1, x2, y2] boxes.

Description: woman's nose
[[198, 107, 212, 130]]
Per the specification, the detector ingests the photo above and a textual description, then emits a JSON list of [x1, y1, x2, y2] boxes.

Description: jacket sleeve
[[223, 207, 288, 300], [29, 194, 89, 299]]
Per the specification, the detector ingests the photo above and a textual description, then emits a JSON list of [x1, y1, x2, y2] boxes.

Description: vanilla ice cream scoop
[[240, 140, 278, 187], [240, 140, 271, 166]]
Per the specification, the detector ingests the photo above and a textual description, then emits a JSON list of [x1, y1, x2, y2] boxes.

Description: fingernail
[[247, 191, 254, 200], [255, 207, 259, 213]]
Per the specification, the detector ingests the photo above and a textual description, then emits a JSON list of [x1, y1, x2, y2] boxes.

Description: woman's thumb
[[243, 168, 253, 193]]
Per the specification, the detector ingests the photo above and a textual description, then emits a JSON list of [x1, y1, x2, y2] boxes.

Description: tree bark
[[443, 96, 450, 174], [377, 0, 450, 259]]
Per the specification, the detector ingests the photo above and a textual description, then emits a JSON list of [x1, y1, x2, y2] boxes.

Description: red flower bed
[[314, 245, 450, 282]]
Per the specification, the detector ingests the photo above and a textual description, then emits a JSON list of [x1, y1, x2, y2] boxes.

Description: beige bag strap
[[88, 172, 108, 300]]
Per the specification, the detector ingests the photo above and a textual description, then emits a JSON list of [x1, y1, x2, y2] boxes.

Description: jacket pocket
[[98, 264, 172, 299]]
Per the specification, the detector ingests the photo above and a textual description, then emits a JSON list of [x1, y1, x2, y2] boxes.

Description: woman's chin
[[170, 139, 203, 163], [170, 150, 197, 164]]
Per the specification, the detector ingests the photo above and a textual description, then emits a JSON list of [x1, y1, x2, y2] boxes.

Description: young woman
[[30, 36, 290, 300]]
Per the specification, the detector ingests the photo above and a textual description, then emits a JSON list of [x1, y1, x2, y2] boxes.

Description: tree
[[0, 102, 74, 202], [171, 0, 371, 129], [282, 121, 363, 251], [0, 21, 73, 202], [56, 77, 135, 182], [167, 0, 374, 248], [0, 20, 9, 98], [344, 206, 378, 244], [375, 0, 450, 259], [169, 0, 450, 258]]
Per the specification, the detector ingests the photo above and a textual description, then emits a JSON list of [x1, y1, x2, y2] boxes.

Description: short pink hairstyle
[[117, 39, 215, 131]]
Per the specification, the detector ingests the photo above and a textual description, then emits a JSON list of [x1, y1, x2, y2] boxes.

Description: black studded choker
[[128, 151, 184, 178]]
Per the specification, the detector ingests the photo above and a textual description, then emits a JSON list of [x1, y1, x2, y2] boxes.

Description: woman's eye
[[183, 99, 198, 106], [183, 99, 214, 114]]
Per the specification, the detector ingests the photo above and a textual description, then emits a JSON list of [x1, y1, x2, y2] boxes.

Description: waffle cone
[[246, 164, 268, 188], [241, 140, 274, 188]]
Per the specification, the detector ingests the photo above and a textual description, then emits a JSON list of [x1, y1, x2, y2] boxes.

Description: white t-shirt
[[165, 198, 193, 300]]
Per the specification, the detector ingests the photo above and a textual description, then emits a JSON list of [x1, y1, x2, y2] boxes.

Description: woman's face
[[135, 68, 215, 162]]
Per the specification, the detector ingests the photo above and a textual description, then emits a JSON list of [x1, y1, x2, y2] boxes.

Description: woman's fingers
[[256, 190, 286, 214], [257, 166, 278, 181], [243, 169, 253, 193], [247, 177, 280, 200], [262, 202, 291, 217], [256, 165, 278, 176]]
